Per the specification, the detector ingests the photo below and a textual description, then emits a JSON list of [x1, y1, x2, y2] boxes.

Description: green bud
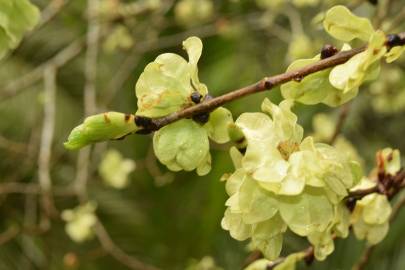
[[64, 112, 138, 150], [228, 123, 247, 149]]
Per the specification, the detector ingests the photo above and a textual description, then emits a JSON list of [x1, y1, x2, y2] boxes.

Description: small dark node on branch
[[321, 44, 339, 59], [192, 112, 210, 124], [304, 247, 315, 266], [367, 0, 378, 5], [346, 197, 357, 211], [293, 75, 304, 82], [262, 78, 273, 89], [190, 91, 202, 104], [386, 34, 405, 50], [134, 116, 158, 134], [238, 147, 247, 155], [192, 94, 215, 124]]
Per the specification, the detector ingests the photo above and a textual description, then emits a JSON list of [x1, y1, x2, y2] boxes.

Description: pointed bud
[[228, 123, 247, 150], [64, 112, 138, 150]]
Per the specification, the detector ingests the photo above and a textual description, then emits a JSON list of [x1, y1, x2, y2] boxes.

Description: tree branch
[[94, 221, 160, 270], [136, 32, 405, 133], [0, 39, 83, 102], [74, 0, 100, 199], [38, 65, 58, 218]]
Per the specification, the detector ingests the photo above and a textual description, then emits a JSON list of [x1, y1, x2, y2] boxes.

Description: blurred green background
[[0, 0, 404, 269]]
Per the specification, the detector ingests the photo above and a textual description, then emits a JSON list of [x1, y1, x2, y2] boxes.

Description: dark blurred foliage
[[0, 0, 404, 269]]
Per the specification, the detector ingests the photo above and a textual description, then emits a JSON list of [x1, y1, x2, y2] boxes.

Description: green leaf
[[379, 148, 401, 175], [333, 203, 351, 238], [196, 152, 211, 176], [0, 0, 40, 59], [135, 36, 207, 117], [221, 208, 252, 241], [329, 31, 386, 93], [273, 252, 306, 270], [153, 119, 209, 172], [308, 230, 334, 261], [135, 54, 191, 117], [253, 214, 287, 239], [281, 57, 330, 105], [323, 5, 374, 42], [360, 194, 392, 225], [261, 99, 303, 143], [238, 176, 279, 224], [252, 233, 283, 260], [229, 146, 243, 169], [64, 112, 138, 150], [385, 45, 405, 63], [244, 259, 271, 270], [225, 168, 246, 196], [351, 193, 391, 245], [204, 107, 233, 144], [352, 217, 389, 245], [236, 112, 288, 184], [278, 187, 334, 236]]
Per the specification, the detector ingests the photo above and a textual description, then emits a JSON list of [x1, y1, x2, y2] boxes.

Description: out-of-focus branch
[[0, 182, 40, 195], [74, 0, 100, 199], [0, 226, 20, 246], [387, 6, 405, 32], [38, 65, 57, 218], [0, 182, 76, 196], [0, 135, 27, 154], [72, 2, 160, 269], [0, 39, 83, 102], [37, 0, 71, 30], [375, 0, 393, 28], [329, 103, 351, 144], [101, 23, 218, 106], [94, 222, 160, 270]]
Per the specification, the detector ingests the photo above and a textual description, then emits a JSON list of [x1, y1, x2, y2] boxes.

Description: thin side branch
[[0, 39, 83, 102], [95, 222, 160, 270], [38, 65, 57, 217], [74, 0, 100, 198], [37, 0, 71, 30]]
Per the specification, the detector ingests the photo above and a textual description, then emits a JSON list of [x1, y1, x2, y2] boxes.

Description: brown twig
[[0, 135, 27, 154], [0, 226, 20, 246], [133, 32, 405, 133], [348, 185, 379, 198], [353, 245, 375, 270]]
